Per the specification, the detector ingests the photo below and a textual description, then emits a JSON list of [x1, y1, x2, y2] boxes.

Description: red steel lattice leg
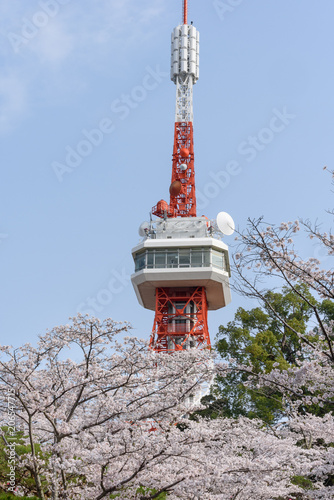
[[150, 286, 210, 352]]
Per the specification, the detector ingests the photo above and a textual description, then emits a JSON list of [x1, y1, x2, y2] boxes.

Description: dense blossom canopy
[[0, 312, 332, 499]]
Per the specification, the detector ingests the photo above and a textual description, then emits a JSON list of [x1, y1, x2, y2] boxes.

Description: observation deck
[[131, 217, 231, 311]]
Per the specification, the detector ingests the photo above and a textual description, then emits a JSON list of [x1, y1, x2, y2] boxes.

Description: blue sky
[[1, 0, 333, 346]]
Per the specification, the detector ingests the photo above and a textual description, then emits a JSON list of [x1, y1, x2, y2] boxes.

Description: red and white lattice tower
[[131, 0, 233, 353]]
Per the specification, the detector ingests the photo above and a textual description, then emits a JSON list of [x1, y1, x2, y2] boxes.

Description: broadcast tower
[[131, 0, 234, 352]]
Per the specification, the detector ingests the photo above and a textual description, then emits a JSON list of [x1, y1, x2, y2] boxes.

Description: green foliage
[[0, 427, 45, 498], [0, 496, 36, 499], [110, 487, 168, 499], [207, 285, 325, 424], [319, 299, 334, 323], [0, 495, 39, 499], [136, 486, 168, 499], [291, 475, 314, 490]]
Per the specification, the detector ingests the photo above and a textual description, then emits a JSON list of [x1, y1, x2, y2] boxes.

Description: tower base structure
[[150, 286, 209, 352]]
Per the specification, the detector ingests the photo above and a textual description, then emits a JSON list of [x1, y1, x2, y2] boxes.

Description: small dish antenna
[[139, 221, 150, 237], [216, 212, 235, 236], [180, 163, 187, 171]]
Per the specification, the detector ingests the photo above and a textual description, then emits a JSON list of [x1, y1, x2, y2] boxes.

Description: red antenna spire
[[183, 0, 188, 25], [152, 0, 198, 219]]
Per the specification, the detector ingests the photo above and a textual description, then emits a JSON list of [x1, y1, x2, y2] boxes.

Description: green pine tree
[[202, 285, 328, 424]]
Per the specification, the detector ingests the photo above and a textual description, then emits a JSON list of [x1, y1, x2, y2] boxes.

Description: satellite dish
[[139, 221, 150, 237], [216, 212, 235, 236], [180, 163, 187, 171]]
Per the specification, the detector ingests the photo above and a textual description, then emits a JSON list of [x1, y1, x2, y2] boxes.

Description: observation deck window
[[179, 249, 191, 267], [155, 251, 166, 268], [135, 252, 146, 272], [134, 247, 227, 272], [212, 249, 225, 269], [167, 251, 179, 268]]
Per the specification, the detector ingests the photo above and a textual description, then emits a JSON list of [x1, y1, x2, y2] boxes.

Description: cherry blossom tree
[[0, 315, 329, 499], [0, 316, 212, 499], [214, 171, 334, 496], [228, 210, 334, 403]]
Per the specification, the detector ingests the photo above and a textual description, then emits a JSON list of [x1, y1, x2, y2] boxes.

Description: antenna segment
[[152, 0, 199, 218], [183, 0, 188, 24]]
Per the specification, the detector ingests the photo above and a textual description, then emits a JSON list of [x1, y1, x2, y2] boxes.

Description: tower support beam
[[150, 286, 210, 352], [170, 121, 196, 217]]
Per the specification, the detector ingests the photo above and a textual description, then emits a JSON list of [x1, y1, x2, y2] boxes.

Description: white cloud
[[0, 73, 27, 134], [62, 0, 166, 59], [1, 0, 166, 60], [29, 21, 74, 64], [0, 0, 168, 133]]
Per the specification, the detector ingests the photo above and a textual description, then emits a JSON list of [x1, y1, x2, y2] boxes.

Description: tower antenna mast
[[183, 0, 188, 24], [131, 0, 233, 355], [152, 0, 198, 219]]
